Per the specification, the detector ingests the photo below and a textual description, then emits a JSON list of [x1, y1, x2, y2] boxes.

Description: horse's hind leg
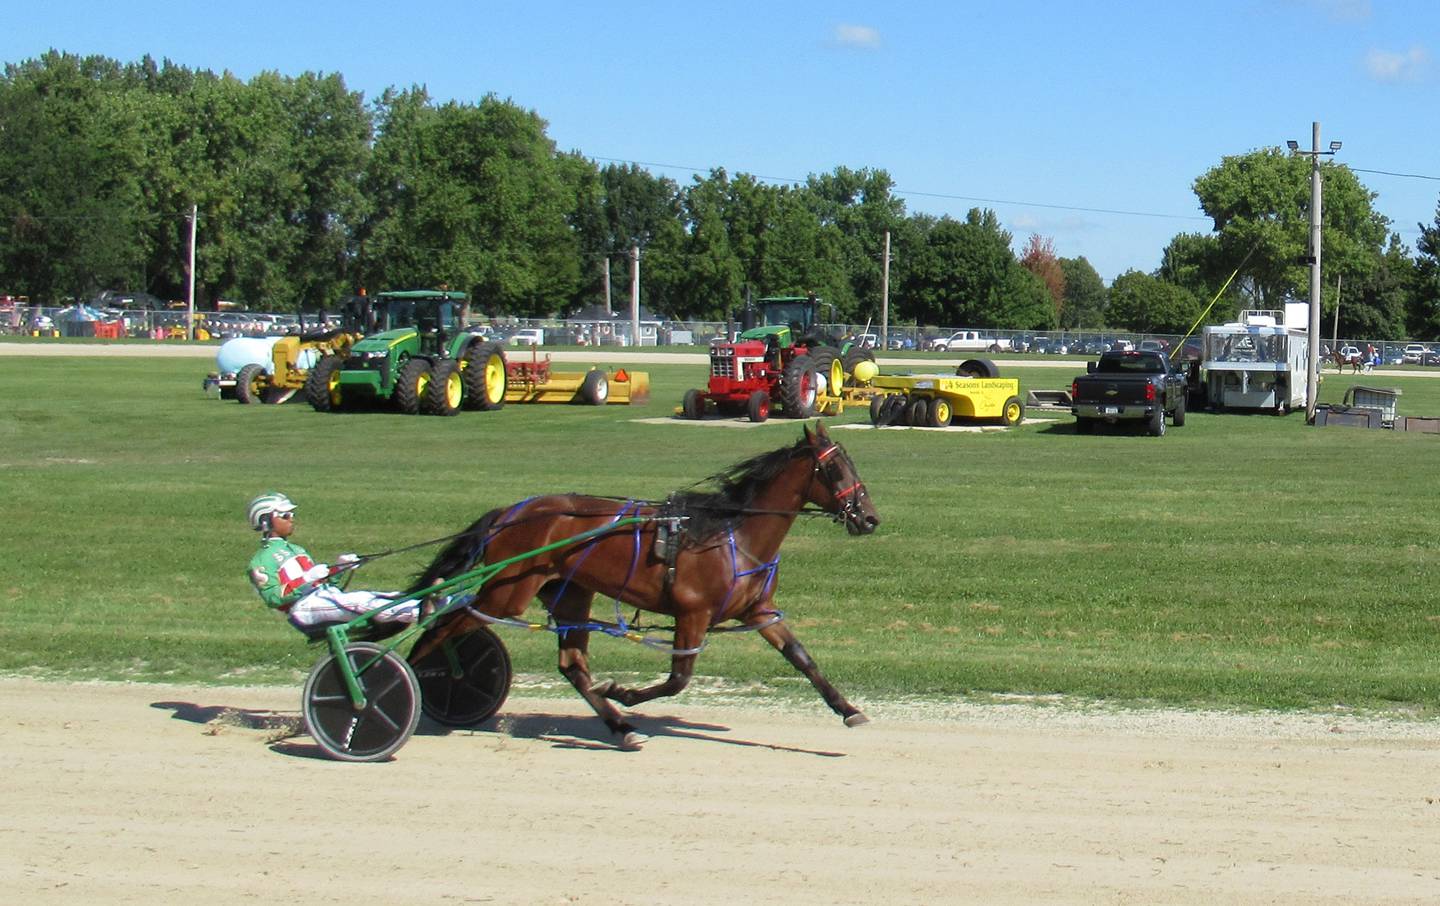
[[548, 585, 647, 749], [757, 619, 868, 727]]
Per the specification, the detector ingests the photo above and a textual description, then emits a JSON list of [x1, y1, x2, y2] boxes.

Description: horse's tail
[[408, 507, 503, 595]]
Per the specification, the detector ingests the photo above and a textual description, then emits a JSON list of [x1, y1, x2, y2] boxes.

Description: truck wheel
[[780, 355, 818, 417], [305, 355, 343, 412], [461, 341, 507, 411], [1172, 396, 1186, 427], [1148, 405, 1166, 436], [999, 396, 1024, 426], [747, 391, 770, 423], [682, 389, 706, 420], [395, 358, 431, 415], [235, 364, 266, 405], [578, 369, 609, 405], [929, 397, 953, 427], [956, 358, 1000, 379], [422, 360, 463, 416], [1075, 416, 1094, 434]]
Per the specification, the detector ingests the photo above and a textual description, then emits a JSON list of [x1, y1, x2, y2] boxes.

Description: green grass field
[[3, 349, 1438, 716]]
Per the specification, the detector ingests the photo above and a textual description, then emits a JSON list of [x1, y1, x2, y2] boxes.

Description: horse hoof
[[843, 712, 870, 728], [620, 730, 649, 750]]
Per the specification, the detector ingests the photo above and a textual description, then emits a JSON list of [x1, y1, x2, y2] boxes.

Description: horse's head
[[803, 422, 880, 536]]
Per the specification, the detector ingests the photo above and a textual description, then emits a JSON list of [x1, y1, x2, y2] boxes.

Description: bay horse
[[409, 422, 880, 748]]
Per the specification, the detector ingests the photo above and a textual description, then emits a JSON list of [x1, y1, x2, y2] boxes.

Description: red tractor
[[680, 295, 873, 422]]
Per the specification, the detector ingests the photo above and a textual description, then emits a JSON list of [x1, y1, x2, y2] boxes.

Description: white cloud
[[832, 24, 881, 49], [1365, 45, 1430, 83]]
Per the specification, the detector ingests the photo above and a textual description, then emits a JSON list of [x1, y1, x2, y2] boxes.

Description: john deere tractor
[[680, 294, 875, 422], [305, 290, 508, 416]]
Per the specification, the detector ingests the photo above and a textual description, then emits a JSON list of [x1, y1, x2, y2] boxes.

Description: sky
[[3, 0, 1438, 284]]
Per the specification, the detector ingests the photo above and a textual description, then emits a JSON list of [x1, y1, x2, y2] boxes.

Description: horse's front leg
[[549, 586, 647, 749], [756, 618, 868, 727], [591, 610, 707, 710]]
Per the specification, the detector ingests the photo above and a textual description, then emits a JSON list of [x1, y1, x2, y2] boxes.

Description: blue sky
[[4, 1, 1437, 283]]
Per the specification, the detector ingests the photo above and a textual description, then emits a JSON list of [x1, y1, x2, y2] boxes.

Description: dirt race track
[[3, 679, 1440, 905]]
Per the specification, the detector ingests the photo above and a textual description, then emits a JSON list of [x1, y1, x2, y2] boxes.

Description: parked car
[[509, 327, 544, 345], [1402, 343, 1427, 364]]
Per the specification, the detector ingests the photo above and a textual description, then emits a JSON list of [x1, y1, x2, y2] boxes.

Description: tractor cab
[[376, 292, 462, 354], [739, 295, 821, 349]]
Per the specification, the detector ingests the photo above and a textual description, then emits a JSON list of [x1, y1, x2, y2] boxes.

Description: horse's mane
[[667, 437, 810, 542]]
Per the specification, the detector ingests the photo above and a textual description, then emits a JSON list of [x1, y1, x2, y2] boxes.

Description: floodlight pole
[[1287, 122, 1339, 424]]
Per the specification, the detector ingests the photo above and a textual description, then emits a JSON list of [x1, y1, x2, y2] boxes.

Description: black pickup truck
[[1070, 350, 1186, 436]]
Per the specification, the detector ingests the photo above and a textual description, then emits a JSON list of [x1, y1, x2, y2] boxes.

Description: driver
[[245, 492, 418, 632]]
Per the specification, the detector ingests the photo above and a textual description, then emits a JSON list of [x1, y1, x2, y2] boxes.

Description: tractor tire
[[422, 360, 463, 416], [305, 355, 343, 412], [956, 358, 1000, 379], [908, 396, 931, 426], [235, 364, 266, 405], [873, 394, 907, 427], [807, 346, 843, 396], [779, 355, 819, 418], [682, 388, 706, 420], [999, 395, 1024, 427], [394, 358, 431, 415], [461, 341, 507, 411], [579, 369, 609, 405], [747, 391, 771, 423], [929, 396, 954, 427]]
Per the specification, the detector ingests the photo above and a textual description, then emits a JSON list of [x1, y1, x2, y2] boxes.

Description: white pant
[[287, 585, 418, 629]]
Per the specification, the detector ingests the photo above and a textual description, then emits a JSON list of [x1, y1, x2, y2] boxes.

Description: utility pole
[[602, 256, 612, 316], [186, 204, 197, 341], [1287, 123, 1341, 424], [629, 244, 641, 347], [880, 230, 891, 351]]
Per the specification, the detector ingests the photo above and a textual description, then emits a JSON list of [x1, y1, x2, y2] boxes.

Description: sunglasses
[[273, 511, 295, 521]]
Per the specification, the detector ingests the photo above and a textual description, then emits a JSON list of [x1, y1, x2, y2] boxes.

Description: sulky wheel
[[235, 363, 267, 405], [410, 627, 513, 727], [302, 642, 421, 762], [461, 341, 508, 411], [305, 355, 344, 412]]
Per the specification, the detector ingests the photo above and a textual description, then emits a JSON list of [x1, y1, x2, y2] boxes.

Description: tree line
[[3, 51, 1439, 337]]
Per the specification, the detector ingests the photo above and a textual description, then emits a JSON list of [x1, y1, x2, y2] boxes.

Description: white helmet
[[247, 492, 296, 532]]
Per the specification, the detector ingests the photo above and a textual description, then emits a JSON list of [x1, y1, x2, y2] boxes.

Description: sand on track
[[3, 678, 1439, 905]]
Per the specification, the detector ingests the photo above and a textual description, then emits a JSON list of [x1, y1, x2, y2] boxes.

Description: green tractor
[[305, 290, 508, 416]]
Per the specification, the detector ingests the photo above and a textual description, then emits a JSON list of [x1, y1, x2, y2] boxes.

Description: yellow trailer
[[852, 359, 1023, 427], [503, 352, 649, 405]]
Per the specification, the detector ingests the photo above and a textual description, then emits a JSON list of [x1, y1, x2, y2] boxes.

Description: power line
[[1351, 166, 1440, 183]]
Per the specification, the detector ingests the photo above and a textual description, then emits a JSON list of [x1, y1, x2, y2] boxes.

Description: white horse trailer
[[1201, 307, 1310, 415]]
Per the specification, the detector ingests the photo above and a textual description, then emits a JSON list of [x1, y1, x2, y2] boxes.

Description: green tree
[[1107, 270, 1204, 333], [1019, 235, 1064, 323], [1190, 148, 1391, 321], [1412, 202, 1440, 338], [361, 91, 579, 316], [895, 209, 1051, 329], [1058, 256, 1107, 328]]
